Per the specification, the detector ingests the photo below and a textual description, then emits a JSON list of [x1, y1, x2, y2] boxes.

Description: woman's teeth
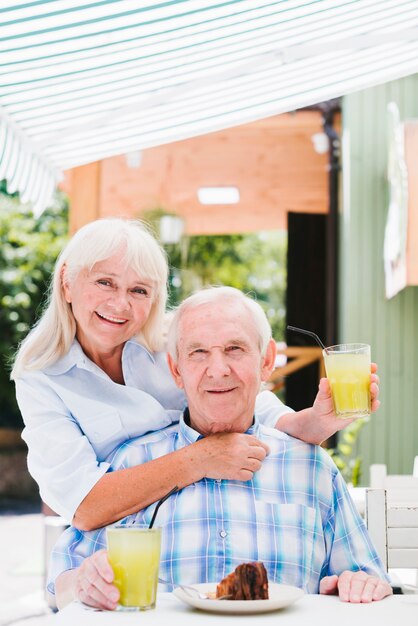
[[96, 312, 126, 324]]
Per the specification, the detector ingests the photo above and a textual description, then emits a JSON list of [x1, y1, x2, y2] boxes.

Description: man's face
[[168, 300, 276, 435]]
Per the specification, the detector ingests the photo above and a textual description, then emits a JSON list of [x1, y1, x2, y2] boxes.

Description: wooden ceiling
[[64, 109, 335, 235]]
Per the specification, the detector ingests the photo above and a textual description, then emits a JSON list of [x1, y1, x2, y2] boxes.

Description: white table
[[18, 593, 418, 626]]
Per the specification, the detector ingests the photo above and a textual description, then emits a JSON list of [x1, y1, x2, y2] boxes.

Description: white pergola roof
[[1, 0, 418, 214]]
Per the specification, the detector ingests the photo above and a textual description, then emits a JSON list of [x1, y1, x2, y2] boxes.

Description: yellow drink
[[323, 344, 371, 419], [106, 526, 161, 610]]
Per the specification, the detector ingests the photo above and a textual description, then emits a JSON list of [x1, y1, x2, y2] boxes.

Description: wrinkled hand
[[289, 363, 380, 445], [320, 571, 392, 603], [74, 549, 119, 610], [313, 361, 379, 433], [198, 432, 270, 481], [369, 363, 380, 412]]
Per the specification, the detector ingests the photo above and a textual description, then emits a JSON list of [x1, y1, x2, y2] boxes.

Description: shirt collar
[[44, 337, 155, 375], [124, 337, 156, 362], [178, 409, 260, 448]]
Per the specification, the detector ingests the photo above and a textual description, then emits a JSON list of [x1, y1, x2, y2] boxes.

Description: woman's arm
[[74, 432, 269, 530], [16, 373, 269, 530]]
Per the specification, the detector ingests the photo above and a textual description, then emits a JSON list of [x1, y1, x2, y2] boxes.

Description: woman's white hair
[[11, 218, 168, 378], [166, 286, 272, 360]]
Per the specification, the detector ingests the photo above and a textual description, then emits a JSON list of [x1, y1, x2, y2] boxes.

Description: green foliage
[[143, 210, 287, 340], [327, 417, 369, 486], [0, 186, 69, 427]]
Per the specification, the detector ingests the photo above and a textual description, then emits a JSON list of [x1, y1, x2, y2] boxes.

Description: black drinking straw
[[287, 325, 329, 354], [149, 485, 179, 529]]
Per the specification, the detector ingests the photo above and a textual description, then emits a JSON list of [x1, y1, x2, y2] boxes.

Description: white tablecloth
[[19, 593, 418, 626]]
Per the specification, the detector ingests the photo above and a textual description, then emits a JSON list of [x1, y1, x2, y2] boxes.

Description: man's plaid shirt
[[48, 415, 388, 594]]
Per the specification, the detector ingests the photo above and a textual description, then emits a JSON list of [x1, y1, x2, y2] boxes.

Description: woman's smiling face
[[62, 251, 154, 362]]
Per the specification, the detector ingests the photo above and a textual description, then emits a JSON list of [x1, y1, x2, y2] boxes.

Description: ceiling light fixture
[[197, 187, 240, 205]]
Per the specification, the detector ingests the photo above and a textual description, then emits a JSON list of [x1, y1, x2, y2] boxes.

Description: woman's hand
[[314, 362, 380, 418], [278, 363, 380, 445], [73, 550, 119, 610], [196, 433, 270, 481], [310, 362, 380, 443]]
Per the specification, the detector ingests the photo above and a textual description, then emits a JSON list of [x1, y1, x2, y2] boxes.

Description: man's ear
[[167, 353, 184, 389], [260, 338, 277, 382], [61, 264, 72, 304]]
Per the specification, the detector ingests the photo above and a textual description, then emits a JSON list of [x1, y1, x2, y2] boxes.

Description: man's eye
[[226, 345, 243, 352], [189, 349, 207, 358]]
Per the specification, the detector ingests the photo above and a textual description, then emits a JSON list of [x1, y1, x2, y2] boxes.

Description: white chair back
[[369, 464, 418, 504], [366, 488, 418, 571]]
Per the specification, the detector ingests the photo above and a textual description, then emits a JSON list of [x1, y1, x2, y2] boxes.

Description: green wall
[[341, 74, 418, 483]]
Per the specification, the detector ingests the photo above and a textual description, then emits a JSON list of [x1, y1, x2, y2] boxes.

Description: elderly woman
[[12, 218, 379, 531]]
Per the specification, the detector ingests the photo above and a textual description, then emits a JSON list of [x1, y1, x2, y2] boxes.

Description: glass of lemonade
[[106, 525, 161, 610], [323, 343, 371, 419]]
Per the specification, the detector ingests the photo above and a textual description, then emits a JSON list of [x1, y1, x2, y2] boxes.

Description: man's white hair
[[166, 286, 272, 359]]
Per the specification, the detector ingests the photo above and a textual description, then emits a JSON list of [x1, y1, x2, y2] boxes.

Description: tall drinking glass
[[106, 525, 161, 610], [323, 343, 371, 419]]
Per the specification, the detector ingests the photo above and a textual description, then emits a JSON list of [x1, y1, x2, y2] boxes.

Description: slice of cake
[[216, 562, 269, 600]]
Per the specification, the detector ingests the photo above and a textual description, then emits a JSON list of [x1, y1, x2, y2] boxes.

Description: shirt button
[[215, 479, 221, 484], [219, 530, 227, 538]]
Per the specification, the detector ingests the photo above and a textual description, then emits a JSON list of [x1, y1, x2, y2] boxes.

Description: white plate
[[173, 582, 304, 614]]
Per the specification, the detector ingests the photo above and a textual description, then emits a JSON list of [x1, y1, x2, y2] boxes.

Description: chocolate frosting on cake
[[216, 562, 269, 600]]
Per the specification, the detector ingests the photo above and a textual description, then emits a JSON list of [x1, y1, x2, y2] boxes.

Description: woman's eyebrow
[[131, 281, 154, 288], [91, 271, 153, 287], [90, 270, 118, 277]]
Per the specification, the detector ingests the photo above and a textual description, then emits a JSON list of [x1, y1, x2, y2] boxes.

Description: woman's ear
[[61, 264, 72, 303]]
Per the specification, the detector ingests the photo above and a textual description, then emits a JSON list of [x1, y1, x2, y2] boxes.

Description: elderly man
[[51, 287, 391, 609]]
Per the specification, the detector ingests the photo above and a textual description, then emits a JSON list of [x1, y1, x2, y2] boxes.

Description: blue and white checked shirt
[[48, 414, 388, 594]]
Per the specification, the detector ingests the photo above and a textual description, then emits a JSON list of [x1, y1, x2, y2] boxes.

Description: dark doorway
[[285, 212, 328, 412]]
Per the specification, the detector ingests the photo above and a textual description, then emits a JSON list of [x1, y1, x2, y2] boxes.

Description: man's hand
[[278, 363, 380, 445], [198, 432, 270, 481], [73, 549, 119, 610], [319, 571, 393, 602]]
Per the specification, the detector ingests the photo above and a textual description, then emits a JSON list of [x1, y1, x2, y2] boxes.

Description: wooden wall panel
[[64, 111, 331, 235], [67, 162, 101, 234]]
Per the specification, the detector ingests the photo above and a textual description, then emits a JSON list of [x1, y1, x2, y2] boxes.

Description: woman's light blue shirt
[[15, 339, 292, 522]]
